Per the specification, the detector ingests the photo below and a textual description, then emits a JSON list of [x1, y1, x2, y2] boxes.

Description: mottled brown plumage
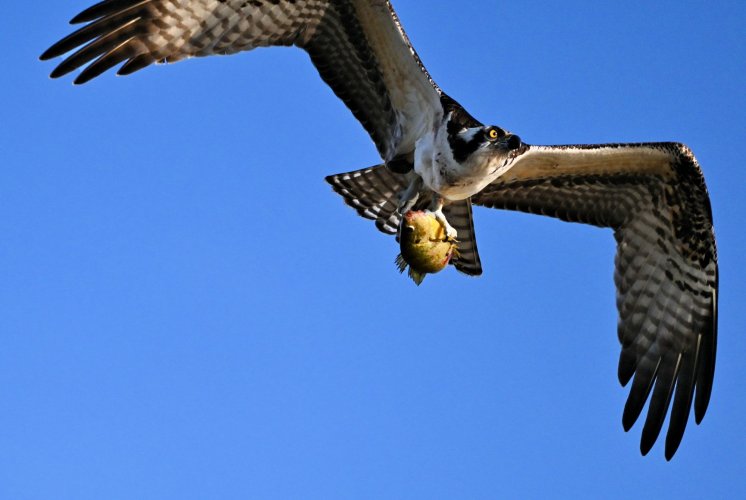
[[40, 0, 441, 162]]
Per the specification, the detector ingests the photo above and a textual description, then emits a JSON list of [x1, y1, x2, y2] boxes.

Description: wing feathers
[[695, 284, 717, 423], [640, 353, 681, 455], [473, 142, 717, 458], [75, 38, 141, 84], [665, 335, 700, 459], [41, 4, 149, 63], [306, 5, 400, 160], [48, 19, 145, 79], [622, 353, 660, 432], [70, 0, 149, 24], [42, 0, 443, 160], [117, 52, 156, 75]]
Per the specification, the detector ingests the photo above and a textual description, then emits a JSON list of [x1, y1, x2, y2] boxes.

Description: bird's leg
[[426, 194, 457, 240], [398, 175, 423, 214]]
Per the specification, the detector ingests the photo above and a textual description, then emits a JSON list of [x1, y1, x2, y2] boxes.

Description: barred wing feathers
[[472, 142, 718, 459], [40, 0, 442, 161]]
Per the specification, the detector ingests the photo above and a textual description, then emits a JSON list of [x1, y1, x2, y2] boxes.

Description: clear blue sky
[[2, 1, 745, 498]]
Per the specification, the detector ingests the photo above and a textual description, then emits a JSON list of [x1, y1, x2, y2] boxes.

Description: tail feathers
[[325, 164, 409, 235], [443, 200, 483, 276], [325, 164, 483, 277]]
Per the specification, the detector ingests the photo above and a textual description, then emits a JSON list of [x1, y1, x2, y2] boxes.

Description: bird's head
[[448, 125, 524, 165]]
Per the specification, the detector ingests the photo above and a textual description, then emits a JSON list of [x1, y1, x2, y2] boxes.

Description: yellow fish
[[396, 211, 459, 285]]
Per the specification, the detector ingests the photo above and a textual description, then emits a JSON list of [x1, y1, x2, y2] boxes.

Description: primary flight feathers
[[43, 0, 718, 460], [39, 0, 441, 162]]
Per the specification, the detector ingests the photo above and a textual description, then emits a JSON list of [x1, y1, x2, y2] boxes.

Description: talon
[[425, 208, 458, 240], [398, 194, 419, 215], [398, 176, 423, 215]]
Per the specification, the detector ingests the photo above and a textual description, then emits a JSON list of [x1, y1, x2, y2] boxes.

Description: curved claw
[[427, 208, 458, 239], [397, 176, 423, 215], [398, 194, 419, 215]]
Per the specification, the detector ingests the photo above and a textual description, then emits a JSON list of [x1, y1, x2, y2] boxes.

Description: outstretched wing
[[326, 165, 482, 276], [40, 0, 443, 161], [472, 142, 718, 460]]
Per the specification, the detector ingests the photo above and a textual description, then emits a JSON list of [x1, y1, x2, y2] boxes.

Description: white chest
[[413, 128, 504, 201]]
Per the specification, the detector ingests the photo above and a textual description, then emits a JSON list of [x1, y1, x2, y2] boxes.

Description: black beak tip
[[506, 134, 522, 150]]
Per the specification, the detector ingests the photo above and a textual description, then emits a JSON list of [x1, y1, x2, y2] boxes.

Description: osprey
[[42, 0, 717, 460]]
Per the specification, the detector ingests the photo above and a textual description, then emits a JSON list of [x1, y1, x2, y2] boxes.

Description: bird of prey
[[41, 0, 717, 460]]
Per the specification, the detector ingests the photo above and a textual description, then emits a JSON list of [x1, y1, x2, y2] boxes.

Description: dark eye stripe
[[449, 132, 483, 162], [449, 126, 508, 162]]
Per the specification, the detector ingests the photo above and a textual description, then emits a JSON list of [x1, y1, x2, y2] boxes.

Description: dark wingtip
[[39, 46, 59, 61], [694, 411, 705, 425], [117, 54, 154, 76], [622, 414, 635, 433], [694, 375, 714, 424], [640, 426, 660, 457], [694, 341, 716, 423], [617, 348, 636, 386], [69, 1, 111, 24], [622, 402, 641, 433], [664, 436, 682, 461], [73, 73, 94, 85], [70, 12, 94, 24], [618, 371, 633, 387], [640, 440, 652, 457], [695, 286, 718, 423], [49, 65, 71, 79]]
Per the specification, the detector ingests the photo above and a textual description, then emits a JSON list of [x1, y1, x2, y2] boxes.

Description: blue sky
[[2, 1, 745, 498]]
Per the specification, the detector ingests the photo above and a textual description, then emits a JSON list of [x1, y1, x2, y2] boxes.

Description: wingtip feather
[[664, 435, 683, 461], [40, 43, 68, 62], [39, 49, 55, 62]]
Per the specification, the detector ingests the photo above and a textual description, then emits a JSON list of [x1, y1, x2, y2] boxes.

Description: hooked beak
[[497, 133, 523, 151]]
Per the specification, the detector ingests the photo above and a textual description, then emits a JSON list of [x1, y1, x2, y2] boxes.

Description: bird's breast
[[415, 140, 501, 200]]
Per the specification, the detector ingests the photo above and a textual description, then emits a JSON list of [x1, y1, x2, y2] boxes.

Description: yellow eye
[[488, 128, 499, 140]]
